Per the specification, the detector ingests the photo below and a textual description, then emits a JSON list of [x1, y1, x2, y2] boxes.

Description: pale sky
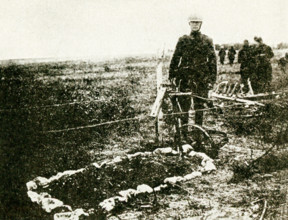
[[0, 0, 287, 59]]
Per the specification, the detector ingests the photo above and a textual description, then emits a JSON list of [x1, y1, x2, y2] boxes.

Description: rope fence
[[44, 117, 140, 133], [1, 89, 271, 133], [162, 102, 245, 117], [0, 98, 109, 112], [43, 102, 247, 134], [0, 93, 152, 112]]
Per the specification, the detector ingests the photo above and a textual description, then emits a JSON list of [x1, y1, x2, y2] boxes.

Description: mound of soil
[[35, 154, 200, 211]]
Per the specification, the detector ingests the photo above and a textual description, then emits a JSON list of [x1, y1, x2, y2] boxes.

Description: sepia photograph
[[1, 0, 288, 219]]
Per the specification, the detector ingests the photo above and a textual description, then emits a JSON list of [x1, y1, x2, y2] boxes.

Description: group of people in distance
[[218, 37, 274, 94], [218, 46, 236, 65], [238, 37, 274, 94]]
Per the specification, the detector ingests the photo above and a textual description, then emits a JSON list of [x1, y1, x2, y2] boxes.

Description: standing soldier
[[169, 14, 217, 142], [251, 37, 274, 93], [218, 46, 226, 65], [238, 40, 252, 92], [228, 46, 236, 65]]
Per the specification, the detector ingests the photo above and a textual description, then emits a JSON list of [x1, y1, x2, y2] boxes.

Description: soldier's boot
[[181, 113, 190, 144], [193, 110, 206, 152]]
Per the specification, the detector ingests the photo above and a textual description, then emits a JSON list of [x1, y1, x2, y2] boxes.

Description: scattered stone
[[153, 147, 173, 154], [41, 198, 64, 213], [184, 172, 202, 181], [154, 184, 168, 192], [34, 176, 49, 186], [54, 209, 89, 220], [54, 211, 73, 220], [188, 151, 213, 164], [99, 198, 116, 212], [203, 160, 217, 173], [114, 196, 127, 202], [197, 152, 213, 163], [39, 192, 51, 200], [52, 205, 72, 213], [136, 184, 153, 194], [171, 150, 179, 155], [143, 151, 152, 156], [27, 191, 40, 203], [112, 156, 122, 163], [128, 152, 145, 159], [26, 181, 37, 191], [92, 162, 101, 168], [164, 176, 185, 184], [49, 169, 85, 182], [119, 189, 137, 199], [182, 144, 193, 153]]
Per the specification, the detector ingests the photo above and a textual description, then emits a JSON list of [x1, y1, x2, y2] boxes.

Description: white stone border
[[26, 145, 216, 220]]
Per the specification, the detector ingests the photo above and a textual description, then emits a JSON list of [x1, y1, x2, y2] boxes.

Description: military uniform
[[279, 54, 288, 74], [238, 44, 253, 92], [169, 31, 217, 134], [228, 47, 236, 65], [251, 43, 274, 93], [218, 48, 226, 65]]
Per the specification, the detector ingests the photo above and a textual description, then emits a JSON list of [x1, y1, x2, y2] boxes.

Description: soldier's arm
[[207, 38, 217, 84], [238, 50, 242, 63], [267, 46, 274, 59], [169, 37, 183, 80]]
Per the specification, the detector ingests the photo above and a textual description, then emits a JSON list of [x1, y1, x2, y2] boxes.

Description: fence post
[[155, 50, 165, 144]]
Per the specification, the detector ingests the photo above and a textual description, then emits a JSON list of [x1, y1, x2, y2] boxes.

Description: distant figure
[[278, 53, 288, 74], [228, 46, 236, 65], [218, 46, 226, 65], [238, 40, 252, 92], [250, 37, 274, 93]]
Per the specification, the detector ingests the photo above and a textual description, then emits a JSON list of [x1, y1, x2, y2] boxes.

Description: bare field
[[1, 50, 288, 219]]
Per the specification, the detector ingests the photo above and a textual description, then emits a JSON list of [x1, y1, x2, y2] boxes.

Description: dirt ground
[[2, 49, 288, 219], [110, 138, 288, 219]]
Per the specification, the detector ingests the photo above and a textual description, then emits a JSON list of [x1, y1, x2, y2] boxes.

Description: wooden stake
[[211, 93, 265, 106]]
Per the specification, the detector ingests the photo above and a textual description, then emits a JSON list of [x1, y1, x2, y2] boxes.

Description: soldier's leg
[[193, 88, 209, 126], [178, 96, 192, 140], [265, 65, 273, 92], [194, 98, 204, 126], [257, 65, 267, 93], [170, 96, 181, 143], [220, 57, 224, 65], [240, 68, 249, 93], [191, 89, 208, 151]]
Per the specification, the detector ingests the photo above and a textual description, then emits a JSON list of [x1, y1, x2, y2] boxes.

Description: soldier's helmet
[[254, 36, 263, 44], [187, 14, 203, 23]]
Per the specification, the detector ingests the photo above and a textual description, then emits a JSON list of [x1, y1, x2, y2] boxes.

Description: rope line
[[0, 99, 108, 112], [163, 103, 244, 117], [42, 100, 254, 133], [44, 103, 242, 133], [44, 117, 140, 133], [0, 94, 150, 112]]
